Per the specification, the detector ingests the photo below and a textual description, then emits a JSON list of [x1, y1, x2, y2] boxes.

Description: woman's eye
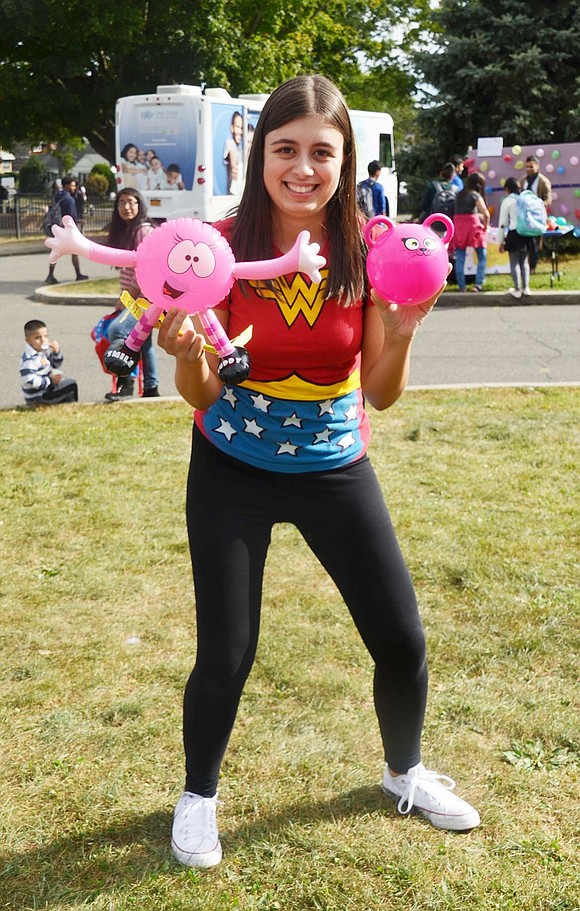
[[403, 237, 420, 251], [168, 241, 215, 277]]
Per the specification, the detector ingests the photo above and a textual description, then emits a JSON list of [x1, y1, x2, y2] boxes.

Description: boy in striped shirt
[[20, 320, 78, 406]]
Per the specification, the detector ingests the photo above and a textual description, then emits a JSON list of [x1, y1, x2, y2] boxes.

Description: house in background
[[1, 150, 16, 173], [72, 148, 110, 185]]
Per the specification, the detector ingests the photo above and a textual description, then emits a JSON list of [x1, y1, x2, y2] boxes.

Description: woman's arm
[[157, 307, 224, 409], [497, 196, 510, 247], [361, 282, 446, 411], [476, 194, 491, 229]]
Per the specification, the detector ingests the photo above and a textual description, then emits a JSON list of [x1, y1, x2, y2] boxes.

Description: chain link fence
[[0, 195, 114, 240]]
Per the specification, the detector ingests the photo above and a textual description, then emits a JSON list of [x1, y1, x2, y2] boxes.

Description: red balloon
[[575, 209, 580, 219], [503, 154, 512, 162]]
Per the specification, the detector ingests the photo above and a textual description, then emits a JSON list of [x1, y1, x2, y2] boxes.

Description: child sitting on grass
[[20, 319, 78, 406]]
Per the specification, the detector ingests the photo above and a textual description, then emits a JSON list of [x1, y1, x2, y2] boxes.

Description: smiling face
[[134, 219, 236, 314], [263, 115, 344, 228]]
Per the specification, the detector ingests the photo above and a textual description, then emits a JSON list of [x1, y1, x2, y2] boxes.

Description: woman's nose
[[292, 154, 315, 177]]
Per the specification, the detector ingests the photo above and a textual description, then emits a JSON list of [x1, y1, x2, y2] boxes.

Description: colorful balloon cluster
[[546, 215, 573, 232]]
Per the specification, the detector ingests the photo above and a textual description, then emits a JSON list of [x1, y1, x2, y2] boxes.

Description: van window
[[379, 134, 393, 170]]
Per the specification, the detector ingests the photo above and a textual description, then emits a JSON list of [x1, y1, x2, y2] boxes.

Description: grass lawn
[[1, 389, 579, 910]]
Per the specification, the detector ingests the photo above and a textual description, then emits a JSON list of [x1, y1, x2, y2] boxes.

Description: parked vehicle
[[115, 84, 398, 223]]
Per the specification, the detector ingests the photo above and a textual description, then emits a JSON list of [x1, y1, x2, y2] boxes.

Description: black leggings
[[184, 430, 428, 796]]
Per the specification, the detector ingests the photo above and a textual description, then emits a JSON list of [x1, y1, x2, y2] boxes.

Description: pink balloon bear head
[[134, 218, 236, 314], [363, 214, 454, 306]]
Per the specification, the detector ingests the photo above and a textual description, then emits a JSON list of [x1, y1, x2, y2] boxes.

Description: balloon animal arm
[[232, 230, 325, 284], [44, 215, 136, 267]]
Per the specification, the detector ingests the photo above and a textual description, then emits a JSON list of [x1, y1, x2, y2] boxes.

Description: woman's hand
[[371, 277, 447, 339], [158, 307, 206, 362]]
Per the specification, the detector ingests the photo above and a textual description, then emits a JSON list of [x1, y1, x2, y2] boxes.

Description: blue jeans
[[455, 246, 487, 290], [108, 311, 158, 390]]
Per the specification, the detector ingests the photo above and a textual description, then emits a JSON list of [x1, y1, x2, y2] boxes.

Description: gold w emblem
[[249, 269, 328, 328]]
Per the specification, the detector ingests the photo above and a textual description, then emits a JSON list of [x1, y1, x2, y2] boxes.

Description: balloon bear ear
[[422, 213, 454, 245], [363, 215, 395, 248]]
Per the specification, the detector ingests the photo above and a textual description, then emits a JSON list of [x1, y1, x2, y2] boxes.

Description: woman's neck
[[272, 213, 328, 252]]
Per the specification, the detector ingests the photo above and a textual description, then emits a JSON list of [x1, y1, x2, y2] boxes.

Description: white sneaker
[[383, 763, 480, 831], [171, 792, 222, 868], [508, 288, 522, 299], [522, 287, 532, 296]]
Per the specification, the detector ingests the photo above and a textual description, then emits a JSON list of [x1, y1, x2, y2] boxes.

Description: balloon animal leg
[[199, 310, 251, 385], [104, 306, 162, 377]]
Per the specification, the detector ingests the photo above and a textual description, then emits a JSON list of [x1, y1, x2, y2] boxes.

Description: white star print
[[344, 403, 358, 422], [243, 418, 265, 437], [318, 399, 334, 416], [283, 413, 302, 428], [313, 428, 332, 444], [277, 440, 299, 456], [337, 432, 356, 450], [214, 419, 237, 441], [222, 387, 237, 408], [250, 392, 272, 413]]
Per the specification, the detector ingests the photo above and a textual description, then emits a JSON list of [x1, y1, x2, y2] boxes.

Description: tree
[[90, 163, 116, 195], [400, 0, 580, 215], [86, 172, 110, 198], [17, 157, 49, 194], [0, 0, 432, 162]]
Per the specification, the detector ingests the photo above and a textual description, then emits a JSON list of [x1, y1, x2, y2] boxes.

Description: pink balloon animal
[[364, 214, 454, 306], [45, 217, 326, 385]]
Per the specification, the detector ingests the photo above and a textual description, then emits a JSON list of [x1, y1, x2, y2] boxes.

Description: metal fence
[[0, 195, 114, 240]]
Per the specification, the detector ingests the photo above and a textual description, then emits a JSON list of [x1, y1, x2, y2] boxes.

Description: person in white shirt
[[497, 177, 531, 299]]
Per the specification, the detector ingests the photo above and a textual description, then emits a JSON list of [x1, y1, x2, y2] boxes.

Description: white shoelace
[[395, 766, 456, 815]]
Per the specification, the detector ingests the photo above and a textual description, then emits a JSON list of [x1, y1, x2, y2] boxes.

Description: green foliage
[[0, 0, 431, 161], [86, 172, 109, 198], [90, 161, 116, 193], [401, 0, 580, 216], [17, 156, 49, 194]]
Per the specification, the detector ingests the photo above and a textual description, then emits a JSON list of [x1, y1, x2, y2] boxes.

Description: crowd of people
[[418, 154, 552, 294]]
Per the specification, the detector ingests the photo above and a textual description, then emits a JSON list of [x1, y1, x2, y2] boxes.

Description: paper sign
[[476, 137, 504, 157]]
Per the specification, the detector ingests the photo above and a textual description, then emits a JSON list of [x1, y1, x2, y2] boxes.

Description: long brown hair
[[106, 188, 149, 250], [230, 75, 365, 306]]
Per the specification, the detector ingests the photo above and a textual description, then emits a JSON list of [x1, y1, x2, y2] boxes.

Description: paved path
[[1, 251, 579, 409]]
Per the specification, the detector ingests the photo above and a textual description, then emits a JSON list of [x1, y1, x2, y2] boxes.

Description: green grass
[[1, 389, 579, 910]]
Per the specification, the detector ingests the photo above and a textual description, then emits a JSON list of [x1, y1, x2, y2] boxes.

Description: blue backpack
[[516, 190, 547, 236]]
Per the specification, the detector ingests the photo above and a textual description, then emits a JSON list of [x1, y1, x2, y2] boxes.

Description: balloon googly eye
[[423, 237, 437, 250], [403, 237, 420, 251], [168, 240, 215, 277]]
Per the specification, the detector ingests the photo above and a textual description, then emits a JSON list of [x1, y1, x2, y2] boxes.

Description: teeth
[[287, 183, 314, 194]]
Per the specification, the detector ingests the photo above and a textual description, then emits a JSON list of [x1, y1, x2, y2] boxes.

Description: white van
[[115, 84, 398, 222]]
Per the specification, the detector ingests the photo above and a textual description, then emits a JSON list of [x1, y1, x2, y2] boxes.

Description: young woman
[[104, 188, 160, 399], [497, 177, 531, 299], [158, 75, 480, 869], [453, 171, 491, 292]]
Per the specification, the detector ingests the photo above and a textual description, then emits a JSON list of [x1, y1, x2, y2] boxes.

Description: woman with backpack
[[453, 172, 490, 293], [497, 177, 531, 299]]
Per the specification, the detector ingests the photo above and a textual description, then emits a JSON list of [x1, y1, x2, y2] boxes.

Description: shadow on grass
[[0, 786, 391, 906]]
